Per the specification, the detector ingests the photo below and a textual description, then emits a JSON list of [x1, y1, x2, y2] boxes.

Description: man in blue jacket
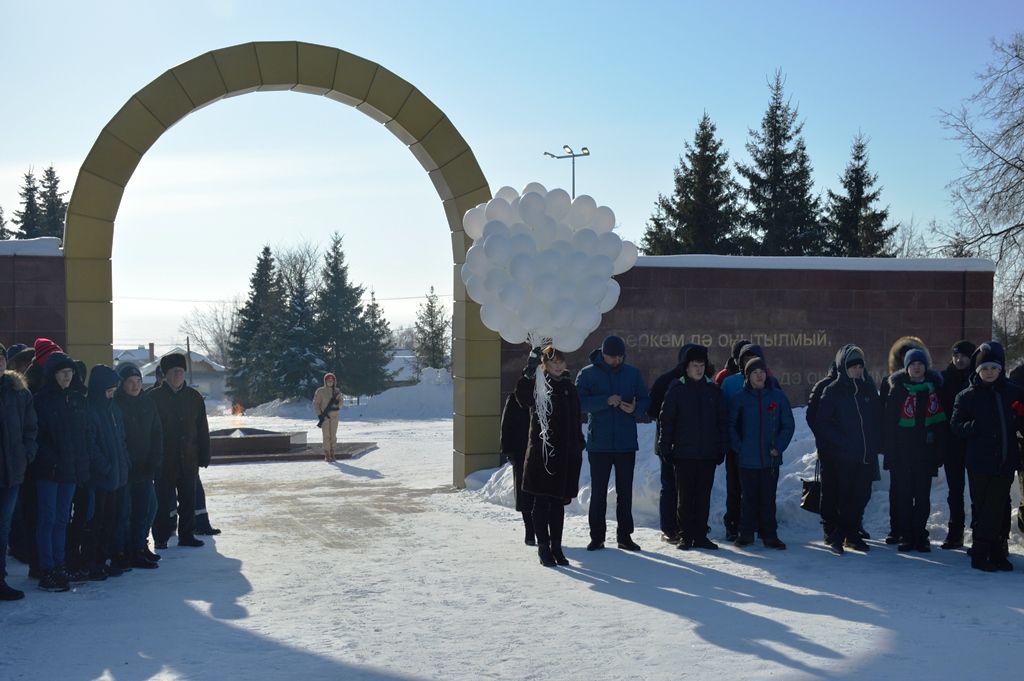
[[576, 335, 650, 551]]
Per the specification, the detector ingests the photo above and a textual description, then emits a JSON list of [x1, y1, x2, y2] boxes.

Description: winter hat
[[324, 372, 337, 383], [682, 344, 709, 370], [738, 343, 765, 364], [33, 338, 63, 367], [973, 342, 1005, 373], [159, 352, 187, 374], [744, 356, 767, 378], [676, 343, 697, 365], [845, 346, 865, 369], [11, 347, 34, 370], [42, 352, 75, 383], [903, 348, 929, 370], [952, 340, 976, 357], [601, 335, 626, 357], [117, 363, 142, 381], [731, 339, 752, 361], [5, 343, 26, 361]]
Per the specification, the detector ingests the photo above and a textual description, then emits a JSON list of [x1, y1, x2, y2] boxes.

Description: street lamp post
[[543, 145, 590, 198]]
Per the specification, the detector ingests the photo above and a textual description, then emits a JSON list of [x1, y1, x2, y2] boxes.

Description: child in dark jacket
[[883, 348, 947, 552], [31, 352, 89, 592], [0, 353, 38, 600], [950, 342, 1024, 572], [729, 357, 795, 549]]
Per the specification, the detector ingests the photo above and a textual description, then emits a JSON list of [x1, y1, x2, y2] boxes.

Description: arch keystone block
[[211, 43, 262, 95], [255, 41, 299, 90]]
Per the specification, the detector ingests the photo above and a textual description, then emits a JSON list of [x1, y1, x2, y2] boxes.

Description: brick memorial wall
[[0, 243, 67, 350], [501, 255, 995, 407]]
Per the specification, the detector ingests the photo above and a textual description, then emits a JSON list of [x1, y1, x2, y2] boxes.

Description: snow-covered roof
[[113, 347, 152, 364], [0, 237, 62, 256], [636, 254, 996, 272], [137, 347, 227, 376]]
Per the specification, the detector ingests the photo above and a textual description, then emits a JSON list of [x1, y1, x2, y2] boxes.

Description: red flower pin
[[767, 402, 779, 413], [1012, 400, 1024, 418]]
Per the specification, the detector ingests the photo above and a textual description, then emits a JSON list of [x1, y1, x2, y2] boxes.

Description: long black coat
[[0, 370, 38, 488], [149, 382, 210, 481], [31, 354, 90, 484], [515, 371, 584, 502], [883, 369, 946, 475], [500, 392, 533, 513], [114, 389, 164, 483], [657, 376, 728, 463], [950, 373, 1024, 476], [815, 371, 883, 466]]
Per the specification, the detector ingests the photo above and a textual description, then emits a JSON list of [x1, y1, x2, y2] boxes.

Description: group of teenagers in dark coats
[[502, 333, 1024, 573], [0, 339, 219, 601]]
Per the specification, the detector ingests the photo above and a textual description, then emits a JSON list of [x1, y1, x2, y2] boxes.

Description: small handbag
[[800, 458, 821, 514]]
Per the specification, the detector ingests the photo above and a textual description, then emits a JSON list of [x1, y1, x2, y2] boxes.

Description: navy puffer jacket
[[575, 348, 650, 453], [114, 384, 164, 483], [86, 365, 130, 491], [814, 345, 883, 465], [0, 370, 38, 487], [31, 353, 90, 484], [658, 373, 728, 463], [951, 372, 1024, 476]]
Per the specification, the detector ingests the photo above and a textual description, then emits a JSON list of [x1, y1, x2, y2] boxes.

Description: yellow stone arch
[[64, 41, 499, 486]]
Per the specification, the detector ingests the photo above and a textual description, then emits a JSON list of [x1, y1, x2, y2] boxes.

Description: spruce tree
[[314, 233, 366, 395], [227, 246, 280, 406], [0, 207, 13, 240], [641, 113, 744, 255], [277, 271, 326, 399], [823, 134, 897, 256], [736, 72, 824, 255], [347, 291, 396, 397], [38, 165, 68, 240], [12, 169, 43, 239], [413, 286, 450, 371]]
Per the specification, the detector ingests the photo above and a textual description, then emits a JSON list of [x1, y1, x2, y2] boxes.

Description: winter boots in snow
[[940, 527, 964, 550], [38, 569, 70, 592], [616, 536, 641, 551], [537, 543, 556, 567], [550, 546, 569, 566], [0, 579, 24, 601]]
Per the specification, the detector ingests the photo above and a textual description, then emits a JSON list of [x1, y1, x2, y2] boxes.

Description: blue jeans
[[35, 480, 75, 570], [129, 481, 157, 551], [588, 451, 636, 541], [0, 484, 20, 575]]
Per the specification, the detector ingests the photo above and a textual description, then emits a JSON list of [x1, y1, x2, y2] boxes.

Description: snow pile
[[345, 368, 453, 420], [473, 406, 1023, 541], [0, 236, 62, 256], [245, 397, 314, 419]]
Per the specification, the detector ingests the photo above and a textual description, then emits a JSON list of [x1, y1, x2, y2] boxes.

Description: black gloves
[[523, 347, 543, 377]]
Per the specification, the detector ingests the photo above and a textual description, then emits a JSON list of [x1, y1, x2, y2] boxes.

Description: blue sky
[[1, 1, 1019, 348]]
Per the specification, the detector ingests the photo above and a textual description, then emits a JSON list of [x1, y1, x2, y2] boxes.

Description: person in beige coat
[[313, 373, 342, 462]]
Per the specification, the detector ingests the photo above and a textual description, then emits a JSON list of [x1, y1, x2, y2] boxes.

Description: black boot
[[990, 542, 1014, 572], [0, 579, 25, 601], [537, 543, 556, 567], [940, 526, 964, 550], [131, 550, 159, 569], [550, 545, 569, 566]]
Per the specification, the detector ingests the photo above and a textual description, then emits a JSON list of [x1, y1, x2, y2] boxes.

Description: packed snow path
[[3, 417, 1023, 680]]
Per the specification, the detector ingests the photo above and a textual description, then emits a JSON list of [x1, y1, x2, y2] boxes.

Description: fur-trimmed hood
[[1, 369, 27, 392], [887, 336, 929, 374], [888, 367, 944, 390]]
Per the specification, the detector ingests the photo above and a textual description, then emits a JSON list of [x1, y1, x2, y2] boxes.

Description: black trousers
[[673, 459, 717, 541], [822, 459, 874, 542], [588, 451, 635, 541], [660, 457, 678, 537], [723, 450, 741, 532], [968, 471, 1013, 556], [739, 467, 779, 539], [154, 474, 197, 543], [891, 466, 932, 542], [944, 443, 970, 530], [532, 496, 565, 548]]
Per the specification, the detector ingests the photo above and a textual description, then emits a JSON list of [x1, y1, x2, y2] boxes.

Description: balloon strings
[[529, 333, 555, 475]]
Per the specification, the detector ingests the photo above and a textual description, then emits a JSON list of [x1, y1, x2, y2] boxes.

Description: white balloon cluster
[[461, 183, 638, 352]]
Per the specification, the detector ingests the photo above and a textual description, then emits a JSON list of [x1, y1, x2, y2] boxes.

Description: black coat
[[500, 393, 530, 465], [950, 373, 1024, 476], [883, 369, 946, 475], [31, 354, 90, 484], [515, 371, 584, 502], [149, 382, 211, 481], [657, 376, 728, 463], [115, 389, 164, 483], [0, 371, 38, 488], [815, 369, 883, 466]]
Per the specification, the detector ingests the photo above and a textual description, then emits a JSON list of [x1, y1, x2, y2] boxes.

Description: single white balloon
[[522, 182, 547, 197], [591, 205, 616, 233], [598, 279, 621, 313], [463, 206, 488, 240], [495, 186, 519, 203], [597, 231, 623, 261], [569, 194, 597, 229], [518, 191, 547, 227], [613, 241, 639, 274], [544, 188, 571, 221]]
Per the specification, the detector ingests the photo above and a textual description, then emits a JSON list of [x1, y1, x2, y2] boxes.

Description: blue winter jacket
[[86, 365, 131, 491], [729, 382, 795, 469], [575, 348, 650, 453]]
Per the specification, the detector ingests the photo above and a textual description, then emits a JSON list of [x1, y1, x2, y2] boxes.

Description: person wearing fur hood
[[883, 347, 946, 552], [0, 348, 38, 600]]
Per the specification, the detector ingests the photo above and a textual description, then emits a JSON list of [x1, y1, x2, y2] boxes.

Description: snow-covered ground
[[4, 376, 1024, 680]]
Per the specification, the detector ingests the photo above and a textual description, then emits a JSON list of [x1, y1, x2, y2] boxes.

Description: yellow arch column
[[64, 41, 500, 486]]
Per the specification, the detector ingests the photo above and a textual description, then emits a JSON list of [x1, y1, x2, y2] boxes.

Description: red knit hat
[[33, 338, 63, 367]]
